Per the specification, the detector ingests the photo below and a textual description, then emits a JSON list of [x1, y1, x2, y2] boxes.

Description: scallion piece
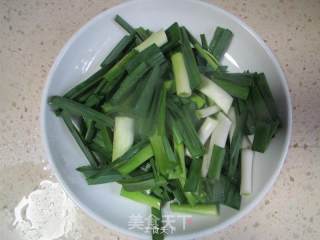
[[112, 116, 135, 161], [118, 144, 153, 175], [170, 203, 218, 216], [198, 75, 233, 114], [135, 30, 168, 52], [240, 149, 254, 196], [196, 105, 220, 118], [171, 52, 192, 97], [209, 26, 233, 61], [120, 188, 161, 210]]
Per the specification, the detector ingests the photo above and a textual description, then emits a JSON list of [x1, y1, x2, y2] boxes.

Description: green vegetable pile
[[49, 15, 281, 239]]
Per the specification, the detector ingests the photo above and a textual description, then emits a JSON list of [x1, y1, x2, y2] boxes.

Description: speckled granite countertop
[[0, 0, 319, 239]]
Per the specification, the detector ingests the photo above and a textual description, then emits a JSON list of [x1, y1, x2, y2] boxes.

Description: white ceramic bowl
[[41, 0, 292, 239]]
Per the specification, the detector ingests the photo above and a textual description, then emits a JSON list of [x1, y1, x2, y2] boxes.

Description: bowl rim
[[41, 0, 292, 239]]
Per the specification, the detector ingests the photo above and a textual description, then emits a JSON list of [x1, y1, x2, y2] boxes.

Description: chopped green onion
[[171, 52, 192, 97], [118, 144, 153, 175], [198, 75, 233, 114], [240, 149, 254, 196], [208, 145, 226, 180], [112, 116, 135, 161], [135, 30, 168, 52], [200, 33, 209, 50], [209, 27, 233, 61], [100, 35, 135, 68], [111, 62, 150, 103], [196, 105, 220, 118], [61, 112, 98, 167], [212, 112, 232, 148], [170, 203, 218, 216], [180, 28, 202, 89], [120, 188, 161, 210], [114, 15, 136, 35], [49, 96, 114, 127], [198, 117, 218, 144]]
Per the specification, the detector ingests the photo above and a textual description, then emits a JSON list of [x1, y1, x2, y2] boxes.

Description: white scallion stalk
[[212, 112, 232, 148], [196, 105, 220, 118], [240, 149, 254, 196], [201, 131, 215, 177], [227, 106, 236, 140], [248, 134, 255, 144], [135, 30, 168, 52], [241, 135, 252, 149], [201, 113, 231, 177], [198, 75, 233, 113], [186, 117, 217, 157], [198, 117, 218, 144], [171, 52, 192, 97], [112, 116, 134, 161]]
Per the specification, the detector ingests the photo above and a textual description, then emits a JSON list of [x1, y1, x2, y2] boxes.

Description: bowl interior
[[42, 0, 291, 239]]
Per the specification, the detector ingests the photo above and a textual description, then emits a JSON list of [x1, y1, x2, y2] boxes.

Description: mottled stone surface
[[0, 0, 319, 239]]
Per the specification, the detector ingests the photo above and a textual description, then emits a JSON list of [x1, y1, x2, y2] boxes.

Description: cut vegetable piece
[[61, 112, 98, 167], [97, 50, 138, 94], [112, 116, 134, 161], [180, 26, 199, 46], [227, 106, 236, 140], [196, 105, 220, 118], [114, 15, 136, 35], [135, 30, 168, 52], [118, 144, 153, 175], [167, 102, 204, 158], [134, 65, 161, 117], [255, 73, 280, 122], [171, 52, 192, 97], [170, 203, 218, 216], [212, 71, 254, 87], [162, 22, 182, 53], [184, 158, 203, 193], [120, 188, 161, 209], [111, 141, 149, 169], [200, 33, 209, 50], [208, 145, 226, 180], [198, 75, 233, 113], [111, 62, 150, 103], [173, 136, 186, 187], [180, 27, 202, 89], [126, 44, 165, 73], [198, 117, 218, 144], [201, 130, 215, 177], [100, 34, 135, 68], [122, 176, 166, 192], [150, 134, 181, 179], [252, 121, 273, 152], [86, 168, 125, 185], [194, 43, 219, 71], [228, 102, 247, 178], [150, 87, 182, 179], [213, 77, 250, 100], [209, 27, 233, 61], [240, 149, 254, 196], [49, 96, 114, 127], [190, 94, 206, 109], [135, 27, 152, 41], [202, 112, 231, 177], [64, 67, 109, 100], [212, 112, 232, 148], [151, 207, 164, 240]]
